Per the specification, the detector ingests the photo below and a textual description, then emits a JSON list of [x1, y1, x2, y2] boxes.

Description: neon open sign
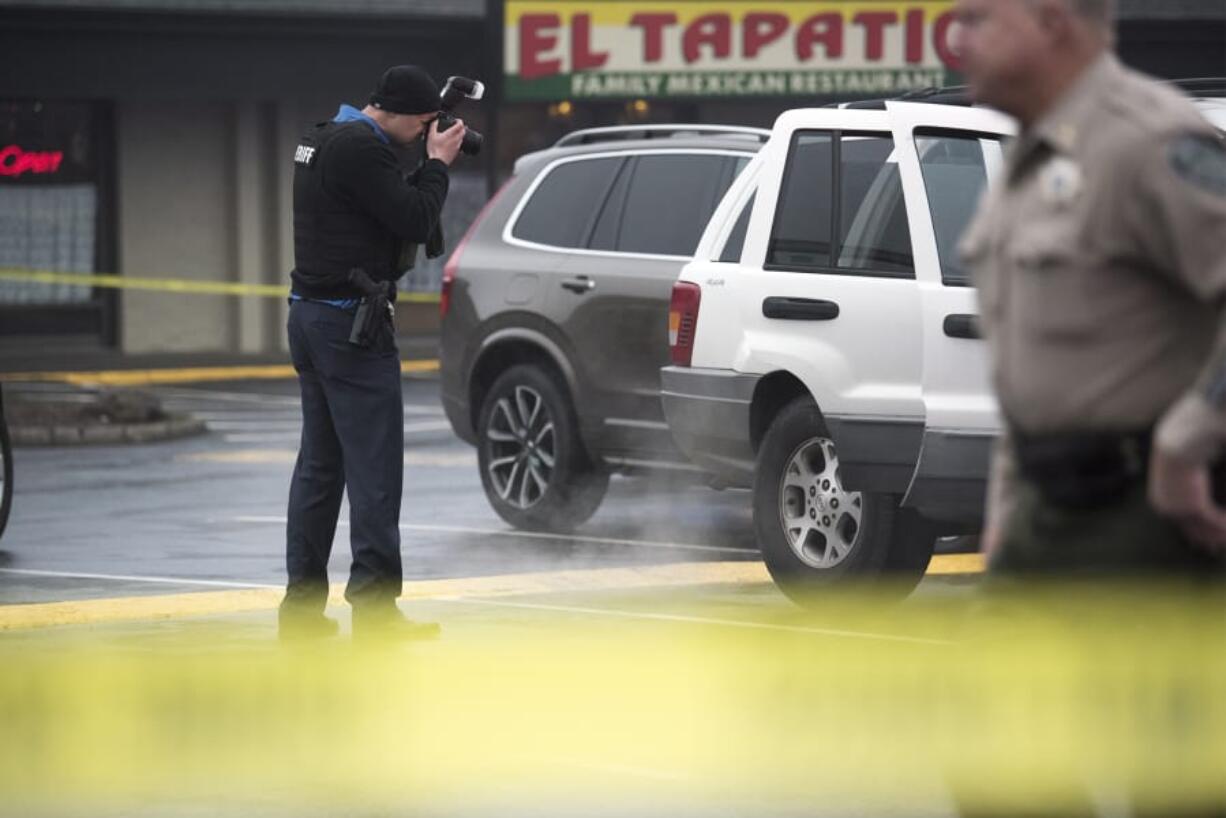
[[0, 144, 65, 177]]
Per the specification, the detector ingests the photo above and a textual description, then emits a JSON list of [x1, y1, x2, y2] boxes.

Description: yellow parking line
[[0, 562, 768, 631], [0, 359, 440, 387], [929, 553, 985, 574], [0, 556, 983, 631], [0, 589, 285, 630]]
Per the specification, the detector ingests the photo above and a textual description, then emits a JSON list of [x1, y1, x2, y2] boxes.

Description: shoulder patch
[[293, 143, 318, 166], [1167, 133, 1226, 197]]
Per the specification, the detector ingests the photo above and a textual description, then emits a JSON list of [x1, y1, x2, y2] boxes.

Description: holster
[[346, 268, 393, 348], [1012, 428, 1152, 510]]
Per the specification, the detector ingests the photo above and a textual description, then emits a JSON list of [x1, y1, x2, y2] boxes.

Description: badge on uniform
[[1040, 157, 1083, 208], [294, 143, 318, 167]]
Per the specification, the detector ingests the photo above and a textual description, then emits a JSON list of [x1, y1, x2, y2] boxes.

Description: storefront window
[[0, 100, 101, 306]]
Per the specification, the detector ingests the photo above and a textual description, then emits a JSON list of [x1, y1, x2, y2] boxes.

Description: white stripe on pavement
[[443, 597, 951, 645], [154, 387, 301, 406], [221, 426, 456, 443], [0, 568, 279, 590], [233, 516, 754, 556], [188, 406, 443, 421], [210, 420, 453, 432], [158, 386, 444, 413], [188, 412, 301, 421], [222, 421, 454, 444]]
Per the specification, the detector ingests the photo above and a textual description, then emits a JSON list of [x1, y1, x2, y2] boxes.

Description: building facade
[[0, 0, 486, 356], [0, 0, 1222, 357], [494, 0, 1226, 169]]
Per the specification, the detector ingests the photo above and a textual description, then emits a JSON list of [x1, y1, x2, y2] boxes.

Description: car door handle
[[943, 314, 983, 340], [762, 297, 839, 321], [561, 276, 596, 294]]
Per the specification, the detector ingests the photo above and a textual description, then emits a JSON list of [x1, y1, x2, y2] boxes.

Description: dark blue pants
[[284, 299, 403, 610]]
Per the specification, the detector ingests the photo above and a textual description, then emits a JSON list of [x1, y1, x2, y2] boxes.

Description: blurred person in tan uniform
[[951, 10, 1226, 818], [954, 0, 1226, 576]]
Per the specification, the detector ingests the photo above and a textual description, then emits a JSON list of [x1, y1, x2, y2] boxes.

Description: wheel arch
[[749, 371, 827, 454], [469, 328, 581, 442]]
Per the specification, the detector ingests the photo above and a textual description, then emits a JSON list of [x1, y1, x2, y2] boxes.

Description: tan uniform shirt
[[961, 54, 1226, 523]]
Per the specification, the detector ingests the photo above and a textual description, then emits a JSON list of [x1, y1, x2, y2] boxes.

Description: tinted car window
[[836, 136, 913, 276], [588, 159, 633, 252], [512, 157, 623, 248], [915, 133, 993, 287], [616, 154, 738, 256], [718, 193, 755, 263], [767, 132, 834, 269]]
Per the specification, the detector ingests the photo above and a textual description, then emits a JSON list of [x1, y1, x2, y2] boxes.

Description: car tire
[[881, 510, 937, 594], [477, 364, 609, 533], [753, 397, 899, 605]]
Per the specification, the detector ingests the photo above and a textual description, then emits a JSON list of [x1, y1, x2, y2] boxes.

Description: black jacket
[[291, 119, 449, 300]]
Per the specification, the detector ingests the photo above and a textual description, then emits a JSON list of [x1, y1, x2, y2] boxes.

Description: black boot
[[351, 603, 440, 643], [278, 601, 340, 642]]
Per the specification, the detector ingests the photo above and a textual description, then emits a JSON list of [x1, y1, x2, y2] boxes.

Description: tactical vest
[[290, 120, 402, 300]]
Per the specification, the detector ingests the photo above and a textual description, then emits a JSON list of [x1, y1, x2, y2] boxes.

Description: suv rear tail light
[[441, 177, 514, 319], [668, 281, 702, 367]]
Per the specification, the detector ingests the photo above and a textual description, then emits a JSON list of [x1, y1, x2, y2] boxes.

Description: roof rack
[[817, 77, 1226, 113], [1171, 78, 1226, 97], [896, 85, 973, 105], [824, 85, 973, 110], [554, 124, 771, 147]]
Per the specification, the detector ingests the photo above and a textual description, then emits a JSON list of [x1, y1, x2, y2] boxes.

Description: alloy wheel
[[777, 437, 863, 570], [485, 385, 556, 510]]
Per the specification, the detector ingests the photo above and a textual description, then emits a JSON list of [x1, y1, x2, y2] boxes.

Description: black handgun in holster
[[347, 268, 393, 348], [1012, 428, 1152, 510]]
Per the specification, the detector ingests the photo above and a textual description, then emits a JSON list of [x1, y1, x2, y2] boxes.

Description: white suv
[[661, 99, 1015, 601]]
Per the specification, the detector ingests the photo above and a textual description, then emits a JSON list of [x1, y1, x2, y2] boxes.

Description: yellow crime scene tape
[[0, 586, 1223, 815], [0, 266, 443, 384], [0, 267, 443, 303], [0, 358, 440, 386]]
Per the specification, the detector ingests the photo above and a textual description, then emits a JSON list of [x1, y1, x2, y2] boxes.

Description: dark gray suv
[[440, 125, 766, 531]]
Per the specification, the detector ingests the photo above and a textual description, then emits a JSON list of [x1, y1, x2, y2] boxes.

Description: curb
[[9, 415, 207, 447]]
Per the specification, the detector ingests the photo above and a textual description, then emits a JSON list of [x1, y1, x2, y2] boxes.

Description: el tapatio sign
[[504, 1, 961, 102]]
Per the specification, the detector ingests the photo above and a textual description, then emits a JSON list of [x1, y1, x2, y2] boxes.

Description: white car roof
[[770, 101, 1013, 137], [1193, 98, 1226, 131]]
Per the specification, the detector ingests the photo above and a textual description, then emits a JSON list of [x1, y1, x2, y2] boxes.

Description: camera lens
[[461, 128, 483, 156]]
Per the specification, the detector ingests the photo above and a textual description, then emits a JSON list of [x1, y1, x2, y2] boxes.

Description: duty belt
[[1011, 427, 1152, 510]]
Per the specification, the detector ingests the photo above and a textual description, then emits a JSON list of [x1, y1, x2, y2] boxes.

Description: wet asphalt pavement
[[0, 372, 764, 605], [0, 372, 993, 818]]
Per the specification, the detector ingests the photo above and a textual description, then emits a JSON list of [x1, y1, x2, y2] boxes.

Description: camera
[[437, 76, 484, 156]]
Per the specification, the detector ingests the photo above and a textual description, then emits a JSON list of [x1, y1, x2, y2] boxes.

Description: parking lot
[[0, 367, 980, 614], [4, 369, 1225, 818], [0, 366, 999, 817]]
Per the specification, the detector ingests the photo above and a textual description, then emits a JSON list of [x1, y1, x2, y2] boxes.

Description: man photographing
[[281, 65, 466, 640]]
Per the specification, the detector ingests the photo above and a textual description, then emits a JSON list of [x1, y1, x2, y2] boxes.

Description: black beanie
[[369, 66, 440, 115]]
